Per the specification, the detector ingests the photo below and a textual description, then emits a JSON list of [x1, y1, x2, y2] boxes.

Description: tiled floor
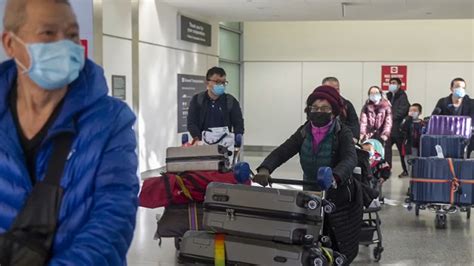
[[128, 152, 474, 265]]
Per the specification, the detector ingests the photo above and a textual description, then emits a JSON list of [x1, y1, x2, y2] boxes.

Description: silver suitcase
[[203, 183, 323, 245], [165, 145, 230, 173], [179, 230, 342, 266]]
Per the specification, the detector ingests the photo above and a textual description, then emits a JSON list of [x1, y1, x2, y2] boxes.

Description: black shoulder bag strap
[[0, 133, 74, 266]]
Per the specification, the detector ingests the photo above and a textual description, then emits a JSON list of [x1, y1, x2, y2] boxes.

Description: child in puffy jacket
[[400, 103, 426, 175], [400, 103, 425, 156], [362, 140, 391, 183]]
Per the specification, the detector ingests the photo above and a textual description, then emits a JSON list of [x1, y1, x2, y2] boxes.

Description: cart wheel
[[415, 204, 420, 216], [174, 237, 181, 250], [435, 214, 447, 229], [407, 204, 413, 211], [467, 208, 471, 220], [373, 247, 383, 262]]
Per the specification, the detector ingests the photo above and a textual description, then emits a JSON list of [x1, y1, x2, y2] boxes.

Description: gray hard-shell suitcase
[[165, 145, 230, 173], [179, 230, 345, 266], [202, 182, 323, 245]]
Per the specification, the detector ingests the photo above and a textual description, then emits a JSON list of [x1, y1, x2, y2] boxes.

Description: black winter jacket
[[387, 90, 410, 138], [342, 98, 360, 140], [258, 120, 362, 263], [258, 120, 356, 185], [432, 94, 474, 119]]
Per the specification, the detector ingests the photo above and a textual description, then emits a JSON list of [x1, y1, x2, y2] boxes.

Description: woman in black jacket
[[253, 85, 362, 263]]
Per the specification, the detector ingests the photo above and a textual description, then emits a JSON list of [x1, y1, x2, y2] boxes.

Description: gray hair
[[3, 0, 71, 33]]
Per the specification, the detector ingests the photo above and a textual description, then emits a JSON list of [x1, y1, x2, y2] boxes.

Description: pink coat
[[360, 99, 392, 140]]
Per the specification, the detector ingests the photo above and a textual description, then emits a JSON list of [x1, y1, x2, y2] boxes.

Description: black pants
[[385, 136, 408, 173]]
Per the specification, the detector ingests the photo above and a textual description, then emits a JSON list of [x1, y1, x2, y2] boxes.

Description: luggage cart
[[406, 201, 471, 229], [405, 115, 473, 229]]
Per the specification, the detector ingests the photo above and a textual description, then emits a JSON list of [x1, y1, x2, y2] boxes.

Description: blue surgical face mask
[[12, 33, 85, 90], [212, 84, 226, 96], [369, 151, 374, 158], [388, 84, 398, 93], [369, 94, 382, 104], [453, 87, 466, 98]]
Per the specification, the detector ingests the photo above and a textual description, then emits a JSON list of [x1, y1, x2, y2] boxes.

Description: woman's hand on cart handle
[[252, 168, 271, 187]]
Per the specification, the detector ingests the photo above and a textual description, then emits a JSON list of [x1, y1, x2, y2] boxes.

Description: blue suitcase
[[410, 158, 452, 204], [410, 158, 474, 205], [420, 135, 468, 158], [456, 161, 474, 205]]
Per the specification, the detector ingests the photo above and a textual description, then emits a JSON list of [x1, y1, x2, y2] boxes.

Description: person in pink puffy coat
[[359, 86, 392, 144]]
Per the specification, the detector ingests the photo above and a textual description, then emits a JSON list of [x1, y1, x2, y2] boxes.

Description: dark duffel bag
[[154, 203, 203, 249]]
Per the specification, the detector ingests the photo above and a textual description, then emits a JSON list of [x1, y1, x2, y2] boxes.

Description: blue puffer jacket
[[0, 59, 139, 265]]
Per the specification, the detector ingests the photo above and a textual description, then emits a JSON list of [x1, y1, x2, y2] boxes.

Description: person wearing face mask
[[400, 103, 425, 175], [432, 77, 474, 158], [187, 67, 244, 142], [0, 0, 138, 264], [253, 86, 362, 263], [385, 77, 410, 177], [322, 77, 360, 143], [359, 86, 392, 144]]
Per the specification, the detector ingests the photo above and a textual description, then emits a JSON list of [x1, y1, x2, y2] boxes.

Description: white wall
[[138, 1, 219, 172], [243, 20, 474, 146], [244, 20, 474, 62], [102, 0, 133, 108]]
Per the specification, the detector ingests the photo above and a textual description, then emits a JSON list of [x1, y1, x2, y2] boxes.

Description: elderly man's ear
[[2, 32, 15, 58]]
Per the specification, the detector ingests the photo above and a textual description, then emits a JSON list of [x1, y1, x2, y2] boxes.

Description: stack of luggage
[[179, 182, 348, 265], [408, 115, 473, 228], [139, 145, 250, 248]]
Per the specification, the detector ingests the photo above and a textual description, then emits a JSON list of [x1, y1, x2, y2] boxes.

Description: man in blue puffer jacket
[[0, 0, 138, 264]]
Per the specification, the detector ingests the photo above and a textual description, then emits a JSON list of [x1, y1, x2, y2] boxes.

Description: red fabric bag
[[139, 171, 249, 208]]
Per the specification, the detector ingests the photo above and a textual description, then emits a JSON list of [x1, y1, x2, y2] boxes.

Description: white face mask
[[369, 94, 382, 104], [409, 112, 420, 119]]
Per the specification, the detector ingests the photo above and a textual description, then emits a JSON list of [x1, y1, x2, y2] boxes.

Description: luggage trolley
[[405, 115, 473, 229]]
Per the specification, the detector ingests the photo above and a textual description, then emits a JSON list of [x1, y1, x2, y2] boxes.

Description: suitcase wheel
[[312, 257, 326, 266], [435, 214, 447, 229], [323, 202, 335, 214], [307, 199, 320, 210], [319, 235, 332, 248]]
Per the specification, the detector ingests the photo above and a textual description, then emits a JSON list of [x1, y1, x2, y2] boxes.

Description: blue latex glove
[[317, 167, 334, 191], [233, 161, 251, 183]]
